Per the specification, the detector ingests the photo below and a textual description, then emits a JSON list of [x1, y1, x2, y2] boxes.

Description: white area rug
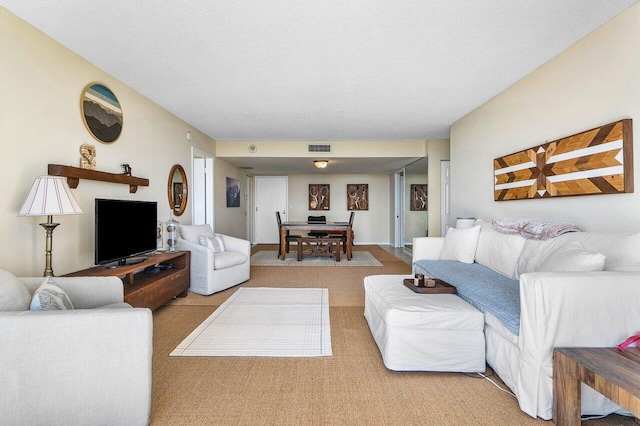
[[170, 287, 332, 357], [250, 250, 383, 267]]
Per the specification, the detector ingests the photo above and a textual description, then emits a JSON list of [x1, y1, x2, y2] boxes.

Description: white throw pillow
[[474, 220, 526, 278], [199, 235, 226, 253], [537, 241, 606, 272], [439, 225, 481, 264], [0, 269, 31, 311], [30, 278, 74, 311]]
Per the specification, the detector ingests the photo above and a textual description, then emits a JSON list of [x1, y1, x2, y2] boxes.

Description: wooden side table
[[553, 347, 640, 425]]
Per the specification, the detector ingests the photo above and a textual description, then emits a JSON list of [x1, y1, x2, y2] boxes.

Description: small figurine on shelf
[[121, 163, 132, 176], [79, 143, 97, 170]]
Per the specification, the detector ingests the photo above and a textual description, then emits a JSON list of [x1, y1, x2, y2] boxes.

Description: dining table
[[279, 221, 353, 261]]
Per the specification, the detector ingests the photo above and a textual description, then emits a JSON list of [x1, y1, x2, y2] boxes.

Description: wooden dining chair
[[327, 211, 355, 253], [276, 211, 301, 253]]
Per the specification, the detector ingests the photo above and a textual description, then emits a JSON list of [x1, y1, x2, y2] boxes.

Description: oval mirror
[[167, 164, 188, 216]]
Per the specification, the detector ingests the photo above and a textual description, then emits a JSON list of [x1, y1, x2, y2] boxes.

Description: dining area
[[276, 212, 355, 262]]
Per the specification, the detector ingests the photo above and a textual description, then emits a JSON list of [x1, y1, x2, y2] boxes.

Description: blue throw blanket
[[413, 260, 520, 335]]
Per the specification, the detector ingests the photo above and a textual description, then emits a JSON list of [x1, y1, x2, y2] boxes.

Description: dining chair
[[276, 211, 301, 253]]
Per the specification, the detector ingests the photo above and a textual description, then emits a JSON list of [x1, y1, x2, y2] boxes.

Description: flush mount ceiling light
[[314, 160, 329, 169]]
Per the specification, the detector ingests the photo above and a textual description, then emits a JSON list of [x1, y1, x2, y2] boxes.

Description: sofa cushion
[[30, 278, 74, 311], [474, 219, 526, 278], [517, 231, 640, 277], [439, 225, 481, 264], [199, 235, 226, 253], [0, 269, 31, 312], [213, 251, 248, 269], [537, 241, 605, 272], [180, 224, 214, 244]]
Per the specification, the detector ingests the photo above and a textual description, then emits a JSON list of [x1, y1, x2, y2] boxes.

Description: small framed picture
[[410, 184, 428, 211], [309, 184, 330, 210], [347, 184, 368, 210]]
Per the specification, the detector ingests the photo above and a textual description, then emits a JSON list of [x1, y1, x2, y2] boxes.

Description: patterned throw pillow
[[30, 278, 74, 311], [199, 235, 226, 253]]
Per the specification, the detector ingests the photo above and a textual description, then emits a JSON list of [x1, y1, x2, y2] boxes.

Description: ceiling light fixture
[[314, 160, 329, 169]]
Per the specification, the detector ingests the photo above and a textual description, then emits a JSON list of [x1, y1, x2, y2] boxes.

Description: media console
[[65, 251, 190, 310]]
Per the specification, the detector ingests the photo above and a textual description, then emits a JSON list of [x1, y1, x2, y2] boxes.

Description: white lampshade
[[314, 160, 329, 169], [19, 176, 83, 216], [456, 217, 476, 229]]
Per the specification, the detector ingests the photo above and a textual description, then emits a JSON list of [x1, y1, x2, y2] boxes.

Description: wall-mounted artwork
[[226, 177, 240, 207], [309, 184, 330, 210], [347, 184, 369, 210], [410, 184, 428, 211], [81, 83, 123, 143], [494, 119, 634, 201]]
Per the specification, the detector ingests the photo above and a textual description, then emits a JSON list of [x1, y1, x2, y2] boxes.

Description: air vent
[[308, 144, 331, 153]]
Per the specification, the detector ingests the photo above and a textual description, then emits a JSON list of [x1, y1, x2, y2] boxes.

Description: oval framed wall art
[[81, 83, 123, 143]]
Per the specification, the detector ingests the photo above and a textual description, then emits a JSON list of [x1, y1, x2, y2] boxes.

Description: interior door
[[254, 176, 288, 244]]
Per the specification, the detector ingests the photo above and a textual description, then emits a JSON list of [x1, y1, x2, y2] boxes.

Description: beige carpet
[[153, 245, 634, 425], [250, 250, 383, 266]]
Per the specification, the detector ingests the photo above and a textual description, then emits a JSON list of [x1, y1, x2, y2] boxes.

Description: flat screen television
[[95, 198, 158, 267]]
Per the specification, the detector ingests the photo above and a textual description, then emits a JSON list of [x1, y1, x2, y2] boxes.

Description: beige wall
[[0, 9, 218, 276], [450, 3, 640, 231], [214, 159, 249, 238], [426, 139, 450, 236], [287, 174, 390, 244]]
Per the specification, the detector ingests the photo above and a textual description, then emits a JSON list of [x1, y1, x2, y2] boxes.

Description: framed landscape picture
[[81, 83, 123, 143]]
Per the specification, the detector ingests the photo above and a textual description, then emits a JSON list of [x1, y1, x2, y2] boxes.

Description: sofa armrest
[[20, 276, 124, 309], [219, 234, 251, 258], [0, 308, 153, 425], [412, 237, 444, 264], [516, 271, 640, 416]]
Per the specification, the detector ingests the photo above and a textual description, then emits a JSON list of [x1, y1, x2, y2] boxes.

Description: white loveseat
[[0, 272, 152, 426], [412, 220, 640, 420], [178, 224, 251, 295]]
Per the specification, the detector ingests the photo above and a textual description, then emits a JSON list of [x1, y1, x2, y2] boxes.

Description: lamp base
[[40, 215, 60, 277]]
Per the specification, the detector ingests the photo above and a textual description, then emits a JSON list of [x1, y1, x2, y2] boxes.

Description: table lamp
[[19, 176, 83, 276]]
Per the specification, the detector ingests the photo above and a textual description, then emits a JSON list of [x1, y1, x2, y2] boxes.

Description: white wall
[[0, 9, 218, 276], [287, 174, 390, 244], [450, 3, 640, 232]]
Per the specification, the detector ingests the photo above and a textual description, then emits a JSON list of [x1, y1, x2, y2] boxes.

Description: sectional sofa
[[411, 219, 640, 419]]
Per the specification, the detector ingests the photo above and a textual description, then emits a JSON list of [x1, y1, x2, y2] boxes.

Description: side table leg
[[553, 350, 581, 426]]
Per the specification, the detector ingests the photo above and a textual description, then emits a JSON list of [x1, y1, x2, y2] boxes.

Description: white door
[[255, 176, 288, 244], [440, 160, 451, 236]]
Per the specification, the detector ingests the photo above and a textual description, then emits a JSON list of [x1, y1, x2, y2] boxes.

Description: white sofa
[[0, 272, 152, 426], [412, 220, 640, 420], [178, 224, 250, 295]]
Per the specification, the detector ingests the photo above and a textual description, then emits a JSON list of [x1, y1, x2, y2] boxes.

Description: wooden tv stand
[[65, 251, 190, 310]]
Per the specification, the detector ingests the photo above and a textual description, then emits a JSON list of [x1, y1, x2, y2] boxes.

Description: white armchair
[[0, 273, 152, 426], [178, 224, 251, 295]]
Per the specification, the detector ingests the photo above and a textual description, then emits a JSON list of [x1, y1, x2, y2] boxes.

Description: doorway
[[254, 176, 288, 244], [191, 147, 214, 228]]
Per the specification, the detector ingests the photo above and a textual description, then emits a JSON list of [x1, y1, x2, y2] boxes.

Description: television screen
[[95, 199, 158, 266]]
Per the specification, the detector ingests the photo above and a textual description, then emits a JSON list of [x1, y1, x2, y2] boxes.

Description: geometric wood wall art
[[494, 119, 633, 201], [347, 184, 369, 210]]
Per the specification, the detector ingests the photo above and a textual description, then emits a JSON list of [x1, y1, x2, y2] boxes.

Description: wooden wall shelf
[[48, 164, 149, 193]]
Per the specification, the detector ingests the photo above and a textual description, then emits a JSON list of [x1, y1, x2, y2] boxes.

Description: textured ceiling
[[2, 0, 637, 145]]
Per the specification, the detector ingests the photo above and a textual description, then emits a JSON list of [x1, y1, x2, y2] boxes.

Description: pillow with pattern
[[199, 235, 226, 253], [30, 278, 74, 311]]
